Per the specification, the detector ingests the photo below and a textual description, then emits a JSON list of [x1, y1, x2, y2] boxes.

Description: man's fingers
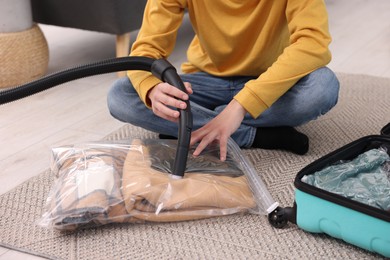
[[153, 101, 180, 120], [162, 83, 189, 101], [155, 112, 179, 123], [157, 84, 188, 110], [219, 137, 228, 161], [190, 128, 205, 147], [184, 82, 193, 94], [193, 136, 228, 161], [192, 132, 216, 157], [160, 95, 187, 110], [193, 140, 208, 157]]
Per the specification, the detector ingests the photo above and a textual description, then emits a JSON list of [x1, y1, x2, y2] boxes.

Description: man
[[107, 0, 340, 161]]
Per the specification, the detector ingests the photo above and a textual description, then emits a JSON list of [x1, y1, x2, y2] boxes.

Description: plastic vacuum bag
[[39, 138, 277, 231], [302, 147, 390, 211]]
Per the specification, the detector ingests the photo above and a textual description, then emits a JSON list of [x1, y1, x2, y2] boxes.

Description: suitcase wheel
[[268, 206, 296, 228]]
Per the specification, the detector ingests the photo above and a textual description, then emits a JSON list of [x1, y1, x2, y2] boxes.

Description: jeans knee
[[107, 87, 119, 118], [317, 67, 340, 111], [106, 77, 136, 123], [304, 67, 339, 108], [107, 82, 120, 113], [290, 67, 339, 124]]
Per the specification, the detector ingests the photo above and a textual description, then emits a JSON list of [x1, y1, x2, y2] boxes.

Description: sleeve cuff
[[234, 88, 268, 118]]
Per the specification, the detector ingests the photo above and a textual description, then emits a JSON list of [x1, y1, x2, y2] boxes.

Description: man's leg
[[248, 67, 340, 127], [233, 67, 340, 152]]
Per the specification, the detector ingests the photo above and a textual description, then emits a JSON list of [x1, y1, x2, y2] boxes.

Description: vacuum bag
[[39, 138, 276, 231], [302, 147, 390, 211]]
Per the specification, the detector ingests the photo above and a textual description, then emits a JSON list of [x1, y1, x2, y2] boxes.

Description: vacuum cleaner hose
[[0, 56, 192, 178]]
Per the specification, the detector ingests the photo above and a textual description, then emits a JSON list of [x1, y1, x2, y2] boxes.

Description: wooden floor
[[1, 0, 390, 258]]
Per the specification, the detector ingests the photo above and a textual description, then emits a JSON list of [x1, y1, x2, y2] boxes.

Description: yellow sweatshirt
[[128, 0, 331, 118]]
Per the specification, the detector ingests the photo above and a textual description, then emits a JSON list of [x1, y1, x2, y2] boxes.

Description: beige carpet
[[1, 73, 389, 259]]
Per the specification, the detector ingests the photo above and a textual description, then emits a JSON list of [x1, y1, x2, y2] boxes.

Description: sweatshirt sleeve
[[127, 0, 186, 107], [234, 0, 332, 118]]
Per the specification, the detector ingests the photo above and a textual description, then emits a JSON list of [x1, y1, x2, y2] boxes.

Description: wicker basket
[[0, 24, 49, 88]]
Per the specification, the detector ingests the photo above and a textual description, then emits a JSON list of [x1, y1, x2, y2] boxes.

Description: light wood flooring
[[1, 0, 390, 258]]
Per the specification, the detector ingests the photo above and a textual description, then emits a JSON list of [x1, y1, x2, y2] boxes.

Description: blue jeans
[[107, 67, 339, 148]]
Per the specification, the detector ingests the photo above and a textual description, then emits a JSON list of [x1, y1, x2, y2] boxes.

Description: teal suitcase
[[269, 124, 390, 258]]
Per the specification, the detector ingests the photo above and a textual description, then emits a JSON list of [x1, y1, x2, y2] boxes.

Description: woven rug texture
[[0, 73, 389, 259]]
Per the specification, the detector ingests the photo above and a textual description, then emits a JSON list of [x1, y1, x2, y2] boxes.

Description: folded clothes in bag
[[302, 147, 390, 211], [39, 139, 257, 231], [43, 145, 131, 230]]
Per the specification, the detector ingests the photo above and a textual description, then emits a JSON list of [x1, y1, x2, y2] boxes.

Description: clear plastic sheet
[[302, 147, 390, 211], [39, 138, 277, 231]]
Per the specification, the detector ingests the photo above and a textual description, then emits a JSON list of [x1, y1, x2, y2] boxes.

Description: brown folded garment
[[122, 139, 256, 222]]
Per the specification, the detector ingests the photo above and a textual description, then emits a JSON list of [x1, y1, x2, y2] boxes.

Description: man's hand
[[148, 82, 192, 122], [190, 99, 247, 161]]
